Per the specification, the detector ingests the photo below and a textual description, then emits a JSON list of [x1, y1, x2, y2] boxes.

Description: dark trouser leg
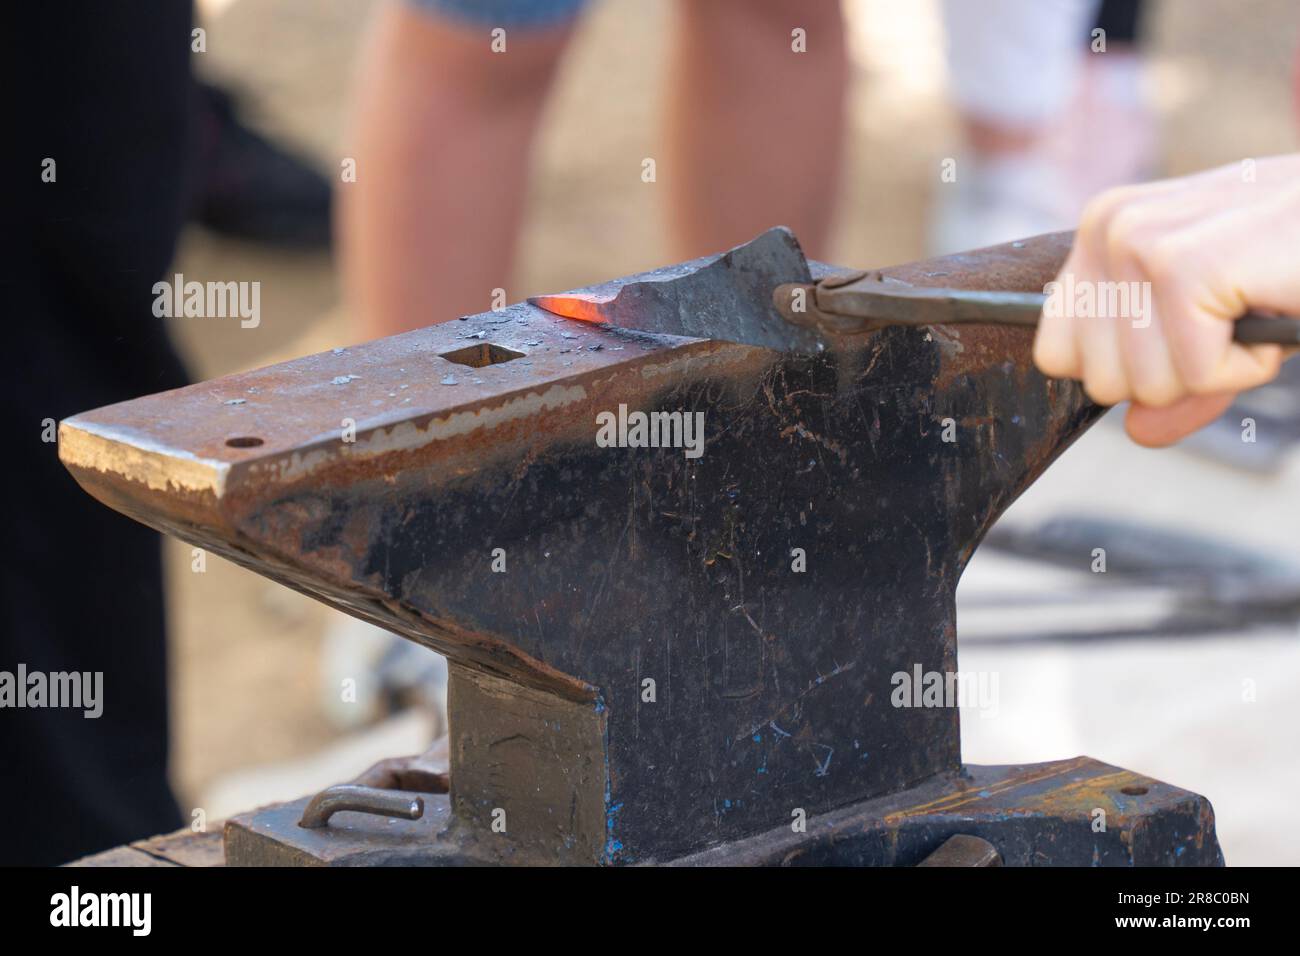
[[0, 1, 194, 865]]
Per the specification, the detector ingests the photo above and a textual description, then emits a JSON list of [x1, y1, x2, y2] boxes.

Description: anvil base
[[223, 756, 1222, 867]]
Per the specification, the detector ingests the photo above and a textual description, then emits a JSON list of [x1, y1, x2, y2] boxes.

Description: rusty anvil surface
[[59, 234, 1222, 866]]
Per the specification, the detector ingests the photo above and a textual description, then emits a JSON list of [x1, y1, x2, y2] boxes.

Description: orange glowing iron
[[528, 227, 829, 354]]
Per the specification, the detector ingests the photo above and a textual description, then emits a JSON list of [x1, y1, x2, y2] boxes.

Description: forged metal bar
[[528, 226, 826, 354]]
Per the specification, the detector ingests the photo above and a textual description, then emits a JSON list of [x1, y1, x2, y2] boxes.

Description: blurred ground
[[169, 0, 1298, 861]]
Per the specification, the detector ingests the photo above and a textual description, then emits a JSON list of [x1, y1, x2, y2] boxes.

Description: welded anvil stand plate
[[60, 233, 1223, 866]]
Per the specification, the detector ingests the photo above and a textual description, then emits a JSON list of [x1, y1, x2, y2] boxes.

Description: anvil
[[59, 233, 1223, 866]]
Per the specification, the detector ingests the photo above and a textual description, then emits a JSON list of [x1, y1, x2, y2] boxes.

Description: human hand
[[1033, 155, 1300, 445]]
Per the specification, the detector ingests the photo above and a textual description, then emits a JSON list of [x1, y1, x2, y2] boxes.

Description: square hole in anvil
[[438, 343, 527, 368]]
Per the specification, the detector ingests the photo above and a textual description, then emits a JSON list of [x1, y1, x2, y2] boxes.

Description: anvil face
[[60, 234, 1108, 865]]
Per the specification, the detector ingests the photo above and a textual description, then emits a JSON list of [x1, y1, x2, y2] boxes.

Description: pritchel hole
[[439, 343, 526, 369], [226, 436, 264, 448], [1119, 786, 1149, 797]]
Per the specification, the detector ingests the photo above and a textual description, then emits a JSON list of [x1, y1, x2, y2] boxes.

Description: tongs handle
[[779, 273, 1300, 346]]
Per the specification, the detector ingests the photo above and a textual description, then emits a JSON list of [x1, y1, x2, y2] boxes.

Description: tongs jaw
[[775, 271, 1046, 336]]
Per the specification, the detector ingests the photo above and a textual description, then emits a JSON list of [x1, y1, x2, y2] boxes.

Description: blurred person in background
[[339, 0, 1163, 337], [338, 0, 850, 342], [933, 0, 1155, 253]]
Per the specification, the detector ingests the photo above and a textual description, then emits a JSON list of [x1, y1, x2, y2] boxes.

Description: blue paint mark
[[752, 733, 762, 743], [813, 744, 834, 777], [605, 800, 624, 860], [600, 704, 628, 863], [979, 790, 991, 798]]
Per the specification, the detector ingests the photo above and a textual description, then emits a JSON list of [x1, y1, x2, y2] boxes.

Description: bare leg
[[665, 0, 847, 260], [338, 3, 575, 341]]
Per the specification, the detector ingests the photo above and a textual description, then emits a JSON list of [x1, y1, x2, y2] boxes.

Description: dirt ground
[[168, 0, 1299, 855]]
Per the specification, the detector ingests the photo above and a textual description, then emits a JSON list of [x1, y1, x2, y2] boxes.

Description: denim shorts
[[408, 0, 589, 29]]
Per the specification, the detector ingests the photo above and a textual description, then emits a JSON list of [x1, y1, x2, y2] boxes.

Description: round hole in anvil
[[1119, 786, 1149, 797], [226, 436, 265, 449]]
